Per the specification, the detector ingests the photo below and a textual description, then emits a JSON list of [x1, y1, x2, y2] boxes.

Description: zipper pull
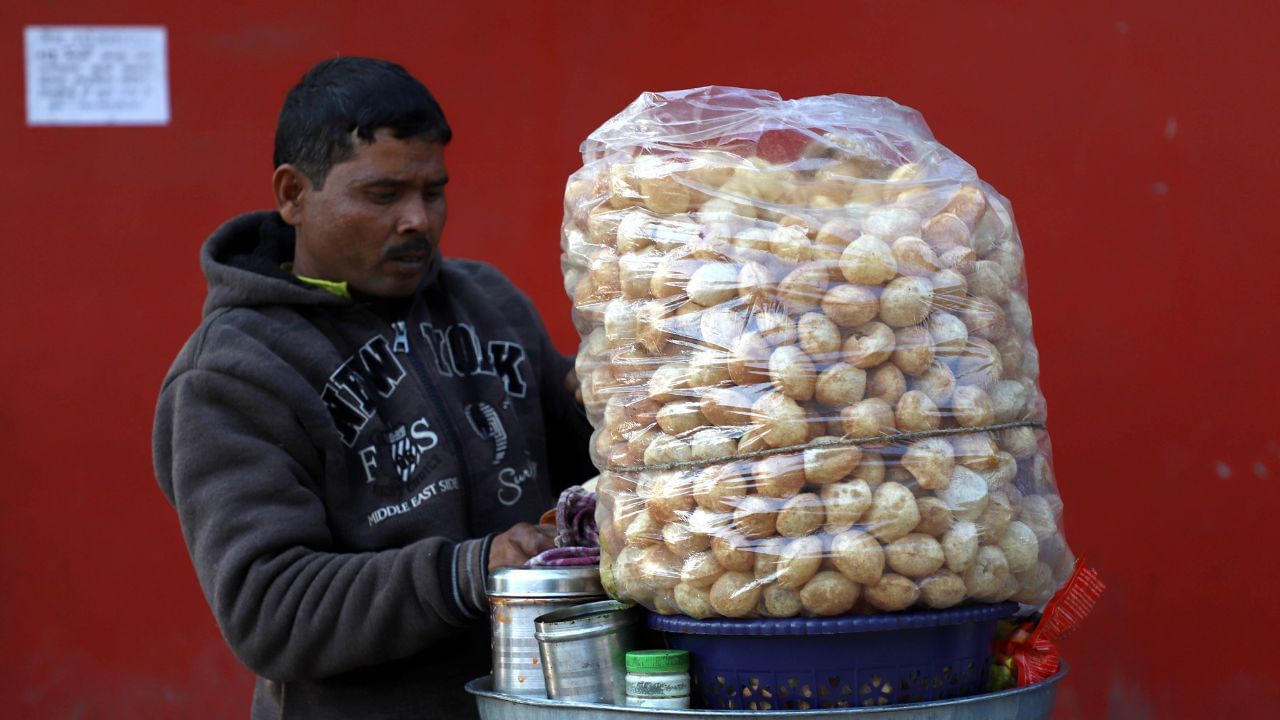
[[391, 320, 410, 354]]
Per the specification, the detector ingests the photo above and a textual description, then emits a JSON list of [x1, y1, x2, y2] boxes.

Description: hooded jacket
[[153, 211, 594, 719]]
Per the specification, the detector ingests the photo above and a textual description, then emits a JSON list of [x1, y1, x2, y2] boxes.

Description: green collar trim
[[281, 262, 351, 298]]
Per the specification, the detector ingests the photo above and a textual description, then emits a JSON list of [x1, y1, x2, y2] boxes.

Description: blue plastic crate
[[647, 603, 1017, 711]]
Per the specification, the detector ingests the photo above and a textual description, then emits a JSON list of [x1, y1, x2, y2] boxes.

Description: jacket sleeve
[[153, 366, 491, 683]]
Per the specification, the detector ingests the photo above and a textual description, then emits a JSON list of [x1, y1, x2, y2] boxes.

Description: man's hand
[[564, 369, 582, 406], [489, 522, 557, 572]]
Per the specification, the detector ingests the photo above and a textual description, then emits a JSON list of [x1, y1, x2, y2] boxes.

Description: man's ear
[[272, 165, 311, 226]]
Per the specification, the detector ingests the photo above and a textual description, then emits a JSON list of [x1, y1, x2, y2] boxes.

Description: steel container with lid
[[535, 600, 643, 705], [488, 566, 605, 696]]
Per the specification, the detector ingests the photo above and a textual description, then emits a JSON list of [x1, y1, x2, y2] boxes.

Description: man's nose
[[396, 197, 430, 235]]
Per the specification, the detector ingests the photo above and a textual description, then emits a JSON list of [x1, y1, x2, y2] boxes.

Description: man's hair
[[273, 57, 452, 188]]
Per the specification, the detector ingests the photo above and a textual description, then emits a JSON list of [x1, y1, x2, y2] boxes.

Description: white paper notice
[[24, 26, 170, 126]]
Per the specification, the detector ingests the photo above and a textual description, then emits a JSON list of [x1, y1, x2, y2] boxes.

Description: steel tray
[[466, 663, 1065, 720]]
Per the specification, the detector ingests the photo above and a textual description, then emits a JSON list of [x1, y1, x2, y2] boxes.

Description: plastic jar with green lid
[[625, 649, 691, 709]]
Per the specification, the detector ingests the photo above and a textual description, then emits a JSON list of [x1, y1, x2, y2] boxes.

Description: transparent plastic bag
[[561, 87, 1071, 619]]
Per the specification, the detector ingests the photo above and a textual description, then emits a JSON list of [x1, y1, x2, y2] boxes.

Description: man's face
[[286, 128, 448, 298]]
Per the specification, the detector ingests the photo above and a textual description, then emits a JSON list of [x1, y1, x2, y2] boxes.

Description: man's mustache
[[384, 237, 434, 261]]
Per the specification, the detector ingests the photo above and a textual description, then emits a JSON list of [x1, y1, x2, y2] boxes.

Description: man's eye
[[369, 190, 398, 203]]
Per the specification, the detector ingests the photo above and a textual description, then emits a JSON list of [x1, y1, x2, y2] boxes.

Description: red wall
[[2, 1, 1277, 717]]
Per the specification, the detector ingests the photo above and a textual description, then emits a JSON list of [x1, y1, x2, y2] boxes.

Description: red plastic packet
[[996, 557, 1105, 686]]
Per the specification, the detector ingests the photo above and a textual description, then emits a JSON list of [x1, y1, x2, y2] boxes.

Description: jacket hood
[[200, 210, 442, 317]]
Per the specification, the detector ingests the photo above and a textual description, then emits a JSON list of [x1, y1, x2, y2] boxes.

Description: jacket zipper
[[400, 313, 477, 538]]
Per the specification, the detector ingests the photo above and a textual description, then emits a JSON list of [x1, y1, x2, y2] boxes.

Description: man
[[153, 57, 594, 719]]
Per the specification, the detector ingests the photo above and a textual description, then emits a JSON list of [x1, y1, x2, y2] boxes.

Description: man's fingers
[[563, 369, 580, 394], [488, 523, 560, 572], [519, 527, 556, 556], [503, 523, 553, 557]]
